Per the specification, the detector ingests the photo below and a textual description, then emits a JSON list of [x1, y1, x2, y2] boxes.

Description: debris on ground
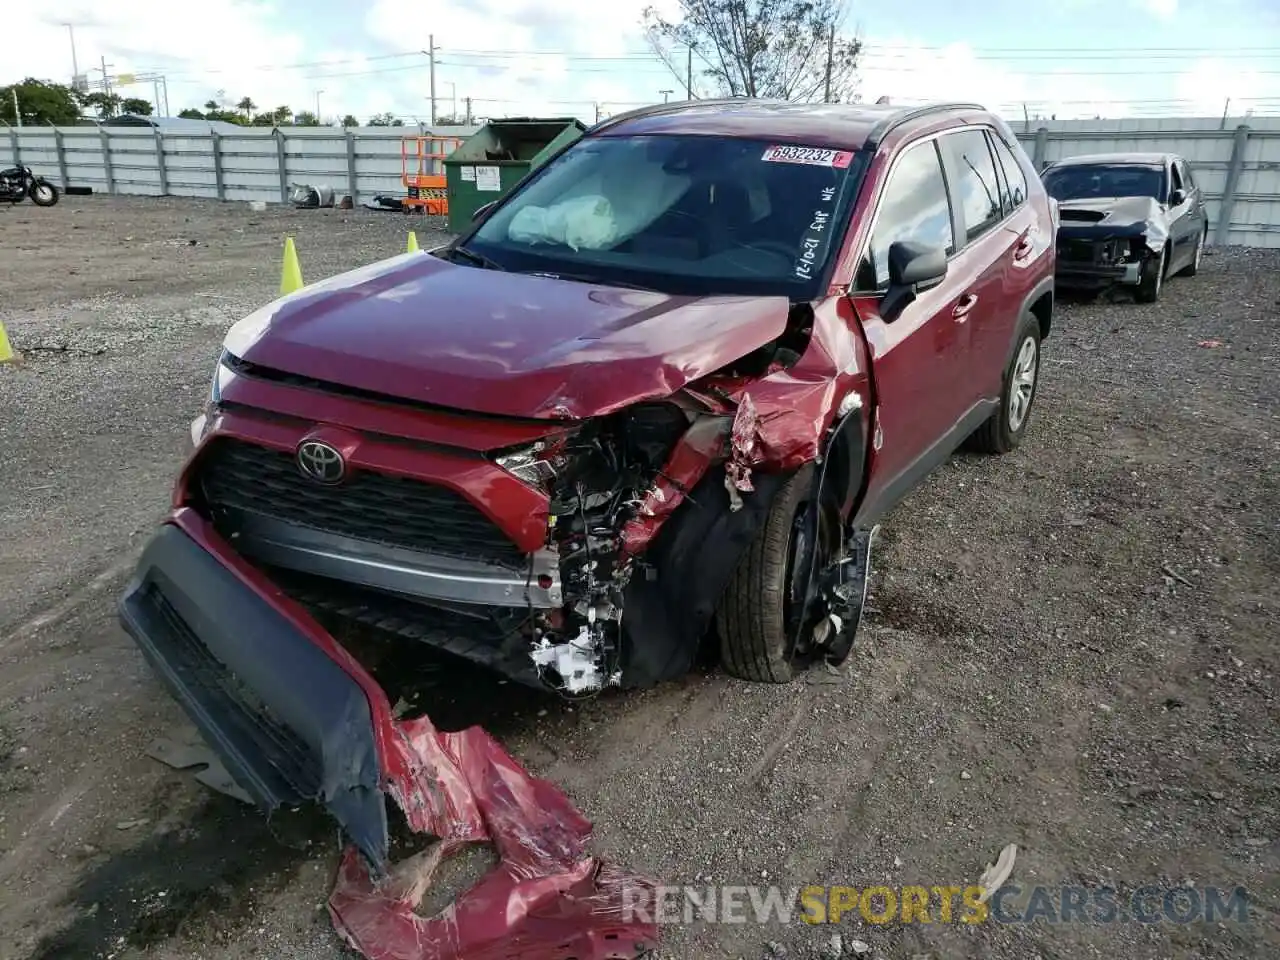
[[328, 712, 659, 960], [976, 843, 1018, 904]]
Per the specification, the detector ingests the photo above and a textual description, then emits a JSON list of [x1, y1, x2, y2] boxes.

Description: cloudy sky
[[13, 0, 1280, 125]]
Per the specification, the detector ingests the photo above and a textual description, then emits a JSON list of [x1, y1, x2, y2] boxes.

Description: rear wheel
[[970, 310, 1041, 455], [717, 465, 840, 683], [1179, 227, 1205, 277]]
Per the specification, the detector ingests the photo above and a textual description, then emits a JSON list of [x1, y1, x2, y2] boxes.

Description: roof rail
[[863, 102, 986, 149], [586, 97, 750, 135]]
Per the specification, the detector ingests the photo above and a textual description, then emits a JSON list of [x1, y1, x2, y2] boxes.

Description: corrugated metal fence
[[2, 116, 1278, 247], [0, 124, 478, 209]]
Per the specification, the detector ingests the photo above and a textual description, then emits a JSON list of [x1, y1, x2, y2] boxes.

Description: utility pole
[[594, 102, 601, 123], [660, 89, 673, 103], [686, 45, 693, 99], [100, 56, 113, 97], [823, 24, 835, 102], [448, 81, 456, 120], [315, 89, 324, 120], [427, 36, 437, 126], [153, 79, 162, 115], [465, 96, 472, 125], [12, 89, 21, 126], [161, 76, 170, 116]]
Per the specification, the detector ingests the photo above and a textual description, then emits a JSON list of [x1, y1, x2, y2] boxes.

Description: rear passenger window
[[857, 140, 954, 291], [942, 129, 1003, 243], [988, 133, 1028, 215]]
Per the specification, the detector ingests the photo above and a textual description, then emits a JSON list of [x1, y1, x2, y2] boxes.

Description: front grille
[[1058, 238, 1101, 263], [140, 583, 322, 796], [196, 438, 526, 569]]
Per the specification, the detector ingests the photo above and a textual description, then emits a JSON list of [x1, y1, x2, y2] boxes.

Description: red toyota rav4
[[119, 99, 1054, 868]]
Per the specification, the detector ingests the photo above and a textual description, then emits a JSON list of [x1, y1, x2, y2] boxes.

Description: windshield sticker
[[762, 145, 854, 168], [794, 185, 840, 281]]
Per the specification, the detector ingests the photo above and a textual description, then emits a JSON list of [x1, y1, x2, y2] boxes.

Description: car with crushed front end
[[118, 98, 1056, 871], [1043, 151, 1209, 302]]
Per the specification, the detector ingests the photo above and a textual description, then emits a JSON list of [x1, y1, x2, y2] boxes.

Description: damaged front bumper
[[118, 512, 393, 868], [1054, 232, 1155, 290], [119, 509, 660, 959]]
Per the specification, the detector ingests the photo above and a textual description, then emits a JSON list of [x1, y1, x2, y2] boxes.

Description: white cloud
[[8, 0, 1274, 126]]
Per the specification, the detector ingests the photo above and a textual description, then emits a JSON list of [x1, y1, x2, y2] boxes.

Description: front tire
[[1135, 246, 1165, 302], [970, 310, 1041, 455], [30, 181, 59, 207], [718, 465, 836, 683]]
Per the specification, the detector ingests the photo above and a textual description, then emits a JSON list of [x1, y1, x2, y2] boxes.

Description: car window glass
[[1178, 160, 1195, 190], [942, 129, 1003, 243], [989, 133, 1028, 215], [857, 140, 954, 291], [465, 134, 864, 299], [1042, 164, 1165, 202], [1170, 162, 1183, 192]]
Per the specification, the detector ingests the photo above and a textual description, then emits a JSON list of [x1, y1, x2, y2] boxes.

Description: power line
[[133, 42, 1280, 79]]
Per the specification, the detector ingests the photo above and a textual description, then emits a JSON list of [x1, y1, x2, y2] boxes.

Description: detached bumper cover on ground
[[118, 511, 658, 959]]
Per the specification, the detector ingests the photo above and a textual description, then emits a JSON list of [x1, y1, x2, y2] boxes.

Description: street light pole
[[659, 89, 674, 103], [315, 89, 324, 121], [65, 24, 80, 82]]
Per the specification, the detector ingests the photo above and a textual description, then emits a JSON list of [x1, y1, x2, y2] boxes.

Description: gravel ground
[[0, 196, 1276, 960]]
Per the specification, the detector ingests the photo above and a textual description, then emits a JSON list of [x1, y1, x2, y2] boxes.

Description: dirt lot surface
[[1, 196, 1277, 960]]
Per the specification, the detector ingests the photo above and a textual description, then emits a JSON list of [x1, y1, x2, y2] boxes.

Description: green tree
[[178, 107, 206, 119], [367, 112, 400, 126], [204, 99, 219, 111], [236, 96, 256, 118], [121, 97, 153, 116], [82, 91, 124, 119], [644, 0, 861, 102], [272, 105, 293, 124], [341, 113, 359, 127], [205, 109, 248, 125], [293, 110, 320, 126], [0, 78, 83, 125]]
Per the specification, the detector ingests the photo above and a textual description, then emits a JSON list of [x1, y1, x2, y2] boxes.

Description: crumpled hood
[[225, 252, 790, 420], [1056, 196, 1169, 248]]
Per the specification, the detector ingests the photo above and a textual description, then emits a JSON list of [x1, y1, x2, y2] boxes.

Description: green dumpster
[[444, 117, 587, 232]]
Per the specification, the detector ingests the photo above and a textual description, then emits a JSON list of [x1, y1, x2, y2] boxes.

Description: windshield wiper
[[449, 245, 506, 271], [522, 270, 657, 292]]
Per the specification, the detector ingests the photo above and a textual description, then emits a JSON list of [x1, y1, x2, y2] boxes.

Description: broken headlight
[[493, 434, 578, 492]]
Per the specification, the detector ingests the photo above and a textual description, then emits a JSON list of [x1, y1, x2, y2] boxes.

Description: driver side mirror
[[472, 200, 497, 222], [1169, 188, 1186, 206], [881, 240, 948, 320]]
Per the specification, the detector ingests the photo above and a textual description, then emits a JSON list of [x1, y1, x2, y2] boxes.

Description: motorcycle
[[0, 166, 59, 207]]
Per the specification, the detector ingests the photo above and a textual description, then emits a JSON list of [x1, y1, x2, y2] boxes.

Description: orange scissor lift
[[401, 135, 464, 215]]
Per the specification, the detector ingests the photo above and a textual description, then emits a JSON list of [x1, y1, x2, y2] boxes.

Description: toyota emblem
[[296, 440, 346, 484]]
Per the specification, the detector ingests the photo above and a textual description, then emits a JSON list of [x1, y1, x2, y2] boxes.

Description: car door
[[1166, 159, 1198, 270], [937, 127, 1030, 411], [1177, 158, 1209, 254], [847, 137, 973, 522]]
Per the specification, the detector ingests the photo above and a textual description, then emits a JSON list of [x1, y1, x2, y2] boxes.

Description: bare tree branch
[[643, 0, 861, 103]]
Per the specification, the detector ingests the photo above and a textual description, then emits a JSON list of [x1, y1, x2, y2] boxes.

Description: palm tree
[[204, 99, 219, 112], [237, 96, 256, 119]]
